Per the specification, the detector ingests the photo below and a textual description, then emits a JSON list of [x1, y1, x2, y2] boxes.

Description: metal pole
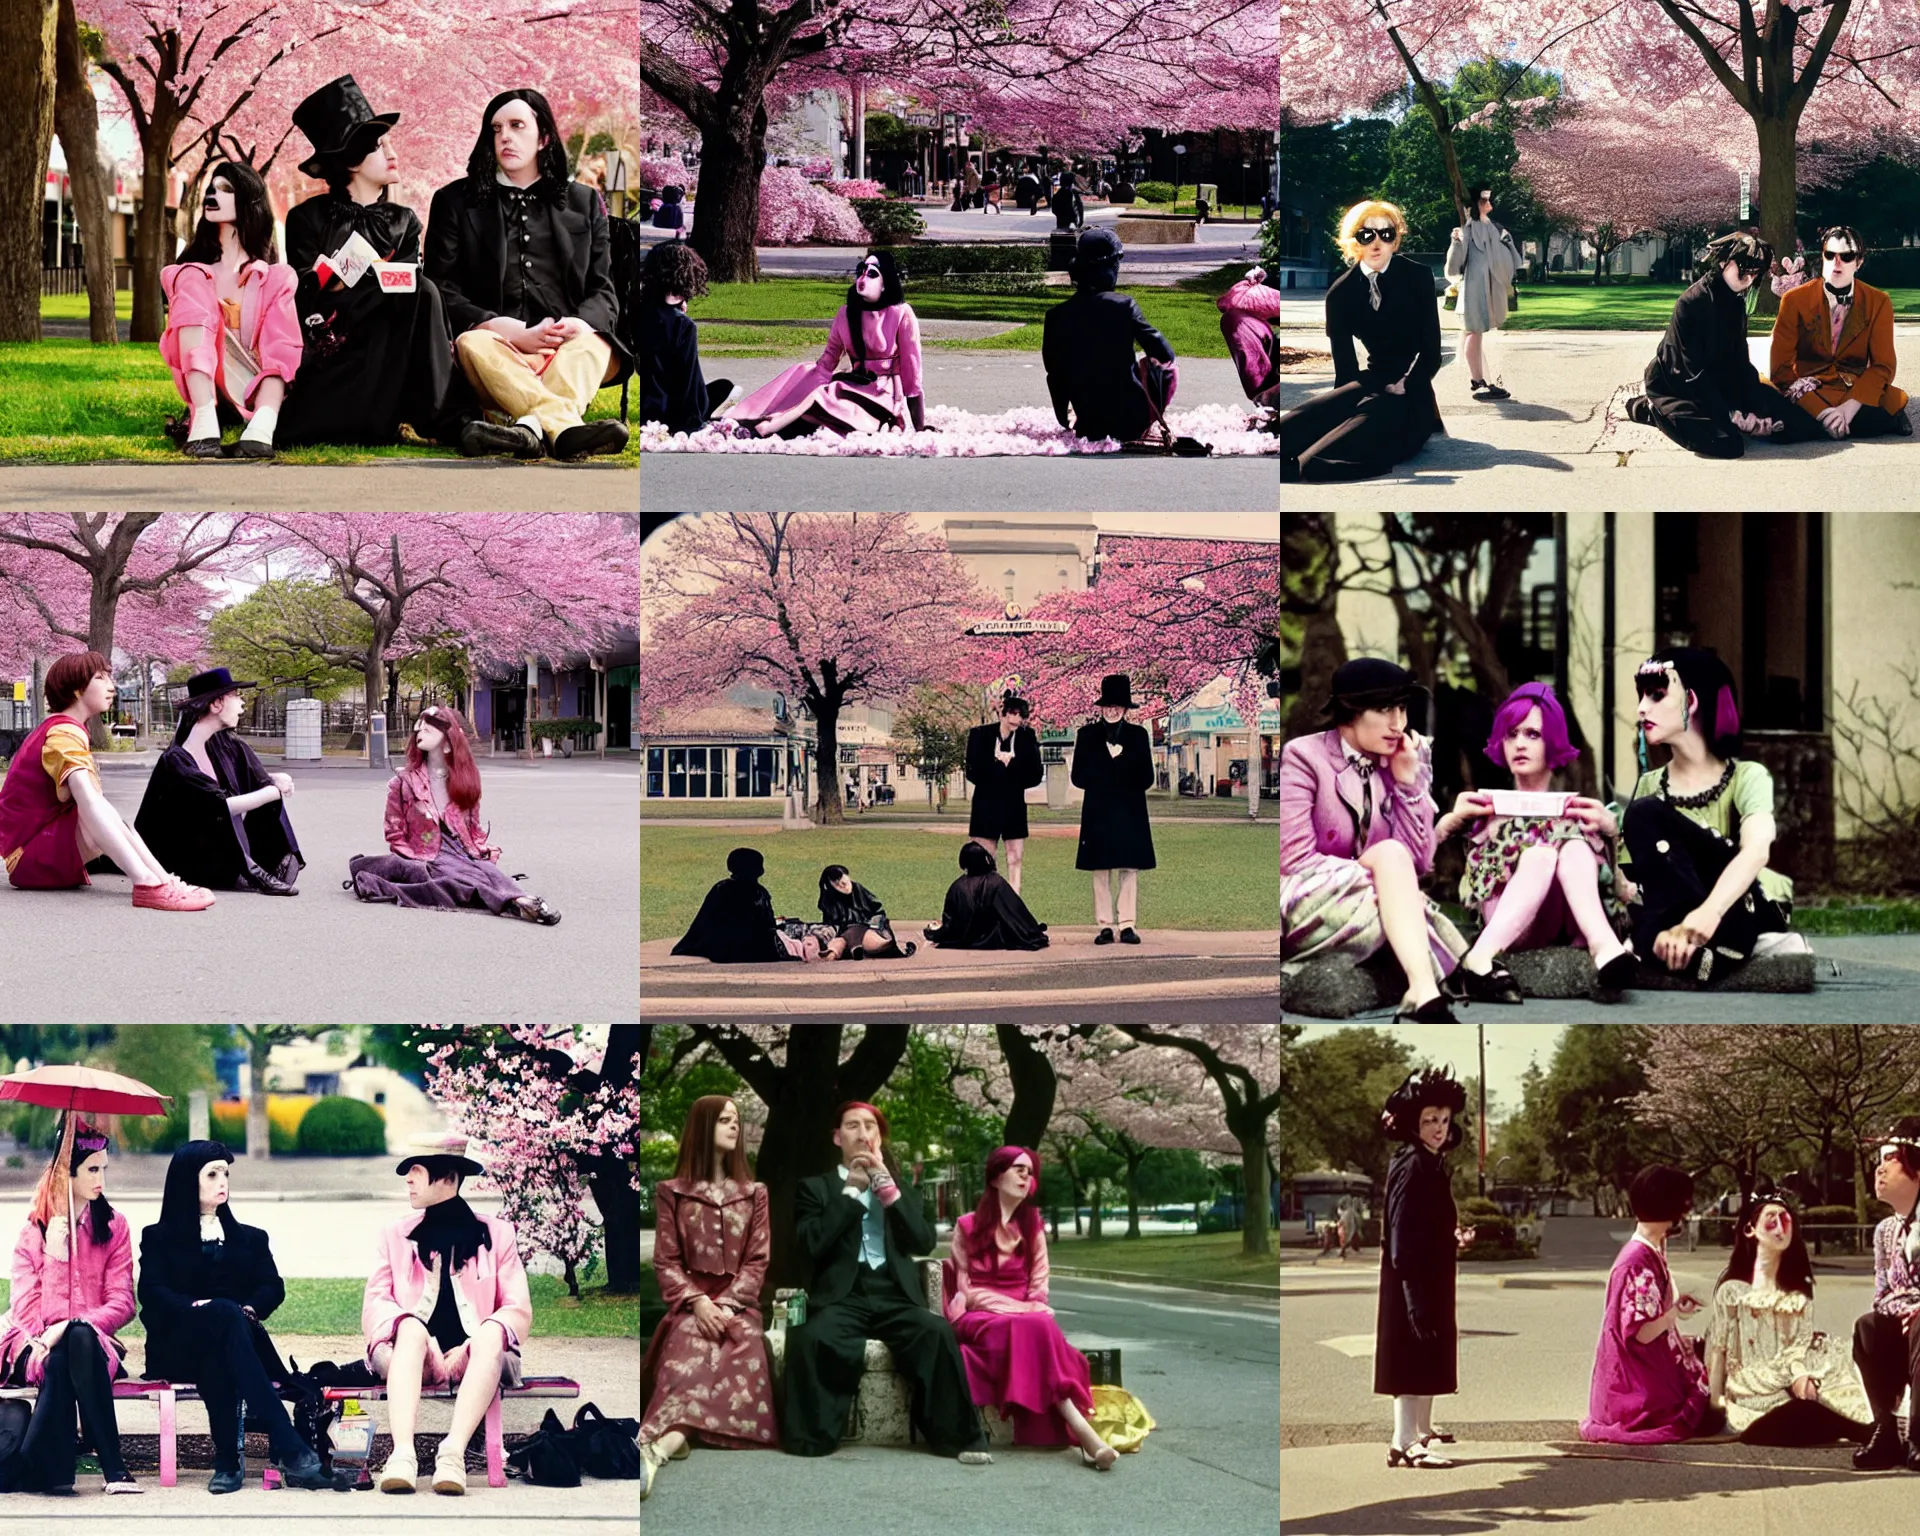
[[1477, 1022, 1488, 1198]]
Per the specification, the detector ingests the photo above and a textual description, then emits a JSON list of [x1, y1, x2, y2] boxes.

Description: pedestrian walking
[[1071, 673, 1156, 945]]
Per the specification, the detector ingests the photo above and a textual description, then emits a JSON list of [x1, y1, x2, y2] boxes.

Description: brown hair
[[45, 651, 112, 712], [834, 1099, 902, 1180], [671, 1095, 753, 1184]]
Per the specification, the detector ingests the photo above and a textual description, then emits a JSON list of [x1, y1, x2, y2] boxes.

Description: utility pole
[[1477, 1022, 1488, 1198]]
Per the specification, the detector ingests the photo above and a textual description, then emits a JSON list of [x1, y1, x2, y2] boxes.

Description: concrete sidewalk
[[1280, 326, 1920, 511], [0, 462, 637, 514]]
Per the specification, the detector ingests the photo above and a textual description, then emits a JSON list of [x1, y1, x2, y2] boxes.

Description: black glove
[[907, 393, 926, 432]]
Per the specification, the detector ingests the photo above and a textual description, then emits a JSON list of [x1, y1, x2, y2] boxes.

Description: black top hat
[[179, 667, 257, 708], [293, 75, 400, 179], [1095, 674, 1136, 709], [1317, 657, 1430, 722]]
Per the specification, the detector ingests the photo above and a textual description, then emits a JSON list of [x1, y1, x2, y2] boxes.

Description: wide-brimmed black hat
[[179, 667, 257, 708], [293, 75, 400, 179], [1095, 674, 1136, 708], [1317, 657, 1430, 722], [1380, 1067, 1467, 1150]]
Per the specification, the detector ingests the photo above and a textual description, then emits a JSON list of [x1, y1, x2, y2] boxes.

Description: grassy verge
[[1792, 900, 1920, 937], [1502, 282, 1920, 332], [41, 290, 134, 322], [2, 338, 637, 466], [639, 822, 1278, 940], [0, 1275, 639, 1338], [639, 793, 1271, 821], [688, 272, 1250, 358], [1047, 1231, 1278, 1287]]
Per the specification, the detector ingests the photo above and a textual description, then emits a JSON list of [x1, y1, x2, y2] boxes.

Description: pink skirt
[[727, 363, 908, 437], [952, 1308, 1092, 1445]]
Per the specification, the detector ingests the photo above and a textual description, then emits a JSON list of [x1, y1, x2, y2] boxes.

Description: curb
[[1051, 1264, 1278, 1299], [642, 976, 1280, 1016]]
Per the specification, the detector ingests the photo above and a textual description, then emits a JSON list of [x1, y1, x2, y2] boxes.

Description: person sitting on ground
[[1769, 224, 1913, 441], [923, 841, 1049, 951], [671, 846, 795, 963], [1849, 1119, 1920, 1470], [816, 864, 917, 960], [1581, 1164, 1722, 1444], [1617, 647, 1803, 984], [1218, 264, 1283, 411], [1707, 1187, 1871, 1447], [639, 241, 734, 435], [1437, 682, 1635, 1005], [1625, 231, 1824, 458], [0, 652, 214, 910], [1042, 229, 1176, 444], [652, 184, 687, 234]]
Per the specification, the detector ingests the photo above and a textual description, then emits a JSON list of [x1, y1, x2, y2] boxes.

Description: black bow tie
[[1826, 282, 1853, 305]]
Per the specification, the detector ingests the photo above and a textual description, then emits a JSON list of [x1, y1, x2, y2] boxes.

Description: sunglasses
[[1354, 227, 1398, 245], [1823, 249, 1860, 264]]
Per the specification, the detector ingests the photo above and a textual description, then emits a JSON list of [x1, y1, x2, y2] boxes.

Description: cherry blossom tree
[[639, 512, 993, 824], [253, 513, 639, 731], [1633, 1026, 1802, 1207], [1518, 114, 1738, 281], [755, 164, 867, 244], [419, 1024, 641, 1293]]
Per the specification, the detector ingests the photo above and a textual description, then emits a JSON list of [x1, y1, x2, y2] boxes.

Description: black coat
[[1644, 271, 1766, 420], [638, 298, 709, 434], [133, 735, 302, 891], [1324, 254, 1442, 443], [794, 1169, 936, 1310], [1041, 289, 1176, 441], [671, 875, 790, 963], [817, 880, 894, 940], [424, 177, 633, 383], [964, 723, 1043, 841], [923, 871, 1050, 951], [277, 193, 455, 445], [138, 1217, 290, 1385], [1373, 1144, 1458, 1397], [1070, 720, 1156, 871]]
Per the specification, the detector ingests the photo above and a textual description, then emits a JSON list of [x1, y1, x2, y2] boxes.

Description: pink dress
[[1217, 275, 1282, 400], [726, 303, 923, 436], [944, 1213, 1092, 1445], [1581, 1235, 1712, 1443]]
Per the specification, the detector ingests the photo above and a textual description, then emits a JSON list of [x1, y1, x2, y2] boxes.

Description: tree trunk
[[1124, 1145, 1145, 1238], [248, 1032, 272, 1160], [0, 0, 59, 342], [811, 690, 845, 825], [998, 1025, 1058, 1149], [1236, 1124, 1273, 1257], [54, 0, 115, 345], [1086, 1180, 1105, 1240], [128, 103, 180, 343], [1752, 112, 1798, 320], [592, 1025, 642, 1292], [688, 99, 768, 284]]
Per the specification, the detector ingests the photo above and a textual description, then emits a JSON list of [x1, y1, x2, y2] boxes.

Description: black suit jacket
[[1326, 254, 1441, 393], [638, 299, 708, 433], [1645, 272, 1764, 420], [424, 177, 633, 383], [795, 1169, 936, 1311], [138, 1218, 288, 1384], [1041, 289, 1175, 441]]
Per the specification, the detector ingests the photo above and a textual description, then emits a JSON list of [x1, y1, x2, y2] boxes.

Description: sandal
[[1386, 1444, 1455, 1468]]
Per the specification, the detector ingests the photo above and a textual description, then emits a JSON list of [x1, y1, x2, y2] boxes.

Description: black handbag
[[571, 1402, 640, 1479], [506, 1407, 582, 1487]]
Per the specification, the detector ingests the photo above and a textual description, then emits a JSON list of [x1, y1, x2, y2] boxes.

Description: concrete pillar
[[189, 1090, 209, 1142], [852, 78, 865, 181]]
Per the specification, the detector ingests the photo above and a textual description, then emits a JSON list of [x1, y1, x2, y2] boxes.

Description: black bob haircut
[[179, 161, 278, 267], [406, 1154, 469, 1189], [1629, 1164, 1695, 1224], [466, 87, 570, 203]]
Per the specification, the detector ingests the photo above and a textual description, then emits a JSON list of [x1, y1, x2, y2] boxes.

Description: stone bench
[[1281, 944, 1816, 1017]]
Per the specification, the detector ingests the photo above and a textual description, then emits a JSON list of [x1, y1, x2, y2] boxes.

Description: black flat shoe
[[270, 1445, 331, 1489], [459, 419, 544, 459], [1447, 961, 1523, 1005], [229, 437, 275, 459], [553, 419, 630, 460], [1394, 995, 1460, 1023], [183, 435, 224, 458], [1855, 1419, 1904, 1470], [1094, 927, 1115, 945], [208, 1467, 245, 1495], [1119, 927, 1141, 944], [240, 859, 299, 896], [1594, 948, 1638, 990]]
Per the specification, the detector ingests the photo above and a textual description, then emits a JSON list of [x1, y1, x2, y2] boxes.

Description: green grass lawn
[[12, 296, 637, 465], [41, 289, 134, 321], [640, 822, 1278, 940], [1503, 281, 1920, 332], [0, 1275, 639, 1338], [688, 268, 1251, 359], [1047, 1231, 1278, 1286], [639, 792, 1272, 821]]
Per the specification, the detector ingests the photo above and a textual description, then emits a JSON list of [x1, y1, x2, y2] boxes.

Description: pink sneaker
[[133, 879, 215, 911]]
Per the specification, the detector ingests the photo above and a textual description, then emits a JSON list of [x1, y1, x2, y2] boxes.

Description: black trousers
[[1741, 1395, 1870, 1446], [168, 1300, 305, 1470], [1622, 795, 1789, 970], [781, 1265, 987, 1457], [1280, 380, 1436, 482], [1853, 1309, 1920, 1428], [1634, 376, 1826, 458], [1, 1320, 125, 1489]]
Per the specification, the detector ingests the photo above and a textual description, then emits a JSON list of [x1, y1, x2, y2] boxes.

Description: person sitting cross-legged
[[1769, 224, 1914, 442]]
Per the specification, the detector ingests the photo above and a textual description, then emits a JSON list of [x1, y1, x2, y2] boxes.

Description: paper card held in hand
[[316, 231, 381, 288], [372, 262, 418, 293], [1486, 789, 1573, 818]]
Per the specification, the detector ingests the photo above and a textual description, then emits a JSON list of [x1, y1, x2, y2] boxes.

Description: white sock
[[187, 400, 219, 441], [1392, 1396, 1419, 1451], [517, 413, 544, 441], [241, 403, 278, 444]]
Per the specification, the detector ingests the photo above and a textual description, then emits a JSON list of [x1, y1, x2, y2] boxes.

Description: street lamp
[[1241, 157, 1251, 221], [609, 153, 628, 220], [1172, 143, 1187, 209]]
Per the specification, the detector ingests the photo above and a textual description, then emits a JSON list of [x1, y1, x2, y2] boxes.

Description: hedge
[[297, 1095, 388, 1156], [892, 243, 1049, 279], [1134, 181, 1176, 205], [851, 198, 926, 245], [206, 1096, 311, 1155]]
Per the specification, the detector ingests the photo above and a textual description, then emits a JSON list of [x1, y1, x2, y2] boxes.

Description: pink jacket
[[819, 303, 924, 401], [362, 1211, 533, 1361], [0, 1209, 136, 1384], [942, 1212, 1053, 1323], [1218, 276, 1282, 399], [159, 259, 303, 412], [1280, 728, 1438, 878], [383, 762, 500, 863]]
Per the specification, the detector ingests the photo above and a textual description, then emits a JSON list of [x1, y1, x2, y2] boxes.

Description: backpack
[[506, 1407, 582, 1487], [608, 213, 642, 423], [571, 1402, 641, 1479]]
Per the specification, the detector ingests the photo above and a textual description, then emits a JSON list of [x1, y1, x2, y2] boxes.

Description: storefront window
[[667, 747, 688, 797], [646, 747, 664, 798]]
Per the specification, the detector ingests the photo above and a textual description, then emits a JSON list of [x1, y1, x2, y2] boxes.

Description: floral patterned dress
[[640, 1178, 779, 1449], [1707, 1279, 1871, 1436], [1459, 813, 1630, 939]]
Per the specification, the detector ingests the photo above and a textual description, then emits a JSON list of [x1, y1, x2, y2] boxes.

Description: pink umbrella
[[0, 1063, 173, 1310]]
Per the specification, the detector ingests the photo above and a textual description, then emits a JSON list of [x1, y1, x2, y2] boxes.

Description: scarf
[[1825, 281, 1853, 307], [410, 1194, 492, 1274]]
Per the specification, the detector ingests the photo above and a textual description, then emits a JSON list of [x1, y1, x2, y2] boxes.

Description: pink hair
[[1484, 682, 1580, 772]]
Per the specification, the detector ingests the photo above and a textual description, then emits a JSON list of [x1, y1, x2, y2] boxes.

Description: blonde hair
[[1337, 201, 1408, 265]]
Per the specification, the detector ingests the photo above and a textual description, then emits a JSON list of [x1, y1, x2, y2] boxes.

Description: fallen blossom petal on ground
[[639, 404, 1278, 455]]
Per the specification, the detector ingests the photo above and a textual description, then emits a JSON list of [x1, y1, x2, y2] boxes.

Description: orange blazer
[[1769, 277, 1909, 417]]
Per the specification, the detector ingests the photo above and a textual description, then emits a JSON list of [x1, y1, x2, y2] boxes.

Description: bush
[[297, 1095, 388, 1156], [1135, 181, 1177, 205], [756, 167, 866, 245], [209, 1096, 310, 1155], [1260, 216, 1281, 271], [892, 242, 1049, 279], [823, 178, 886, 200], [851, 198, 926, 246], [1803, 1205, 1859, 1227]]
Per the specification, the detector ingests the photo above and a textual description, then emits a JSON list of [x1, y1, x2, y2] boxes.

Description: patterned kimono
[[1581, 1235, 1713, 1443], [641, 1178, 778, 1449]]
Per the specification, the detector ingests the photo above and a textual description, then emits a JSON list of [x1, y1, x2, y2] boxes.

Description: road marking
[[1319, 1335, 1376, 1358]]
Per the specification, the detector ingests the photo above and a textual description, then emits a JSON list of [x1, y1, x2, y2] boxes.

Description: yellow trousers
[[455, 328, 615, 440]]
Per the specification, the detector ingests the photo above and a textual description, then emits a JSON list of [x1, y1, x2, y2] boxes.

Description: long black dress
[[1634, 271, 1825, 458], [1280, 254, 1443, 481], [1041, 289, 1176, 442], [275, 193, 456, 446], [964, 723, 1043, 841], [670, 874, 792, 963], [1070, 720, 1156, 871], [1373, 1143, 1458, 1398], [923, 871, 1049, 950], [133, 734, 303, 891]]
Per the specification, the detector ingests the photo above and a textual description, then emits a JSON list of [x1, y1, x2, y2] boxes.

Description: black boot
[[240, 859, 299, 896], [271, 1443, 331, 1490], [1855, 1417, 1904, 1470]]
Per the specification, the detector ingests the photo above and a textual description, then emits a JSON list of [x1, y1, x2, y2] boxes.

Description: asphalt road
[[0, 758, 639, 1024], [0, 462, 639, 512], [643, 1274, 1278, 1536]]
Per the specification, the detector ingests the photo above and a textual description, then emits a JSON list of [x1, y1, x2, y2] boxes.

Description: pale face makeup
[[1748, 1202, 1792, 1255], [492, 101, 544, 176], [1822, 238, 1860, 291], [1356, 221, 1397, 272], [712, 1101, 740, 1157], [994, 1157, 1035, 1202], [74, 1151, 109, 1204], [834, 1108, 881, 1162], [1341, 703, 1405, 759], [1503, 704, 1547, 783], [404, 1162, 459, 1208], [209, 692, 244, 730], [1098, 705, 1126, 725], [352, 139, 401, 187], [414, 716, 448, 755], [831, 873, 854, 894], [1635, 669, 1691, 747], [205, 176, 237, 222], [854, 257, 885, 302], [1417, 1105, 1451, 1153], [199, 1158, 230, 1212]]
